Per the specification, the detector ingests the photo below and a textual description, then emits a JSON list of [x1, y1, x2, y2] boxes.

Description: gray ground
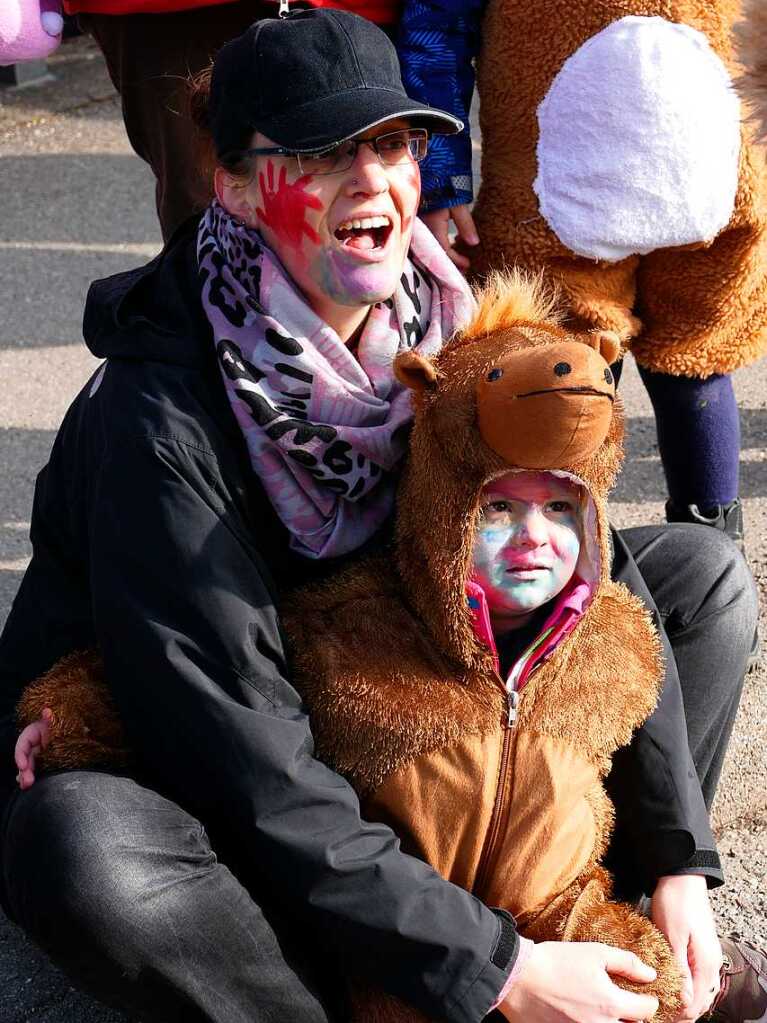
[[0, 35, 764, 1023]]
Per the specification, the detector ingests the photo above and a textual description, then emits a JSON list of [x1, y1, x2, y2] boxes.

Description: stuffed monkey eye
[[487, 368, 504, 382]]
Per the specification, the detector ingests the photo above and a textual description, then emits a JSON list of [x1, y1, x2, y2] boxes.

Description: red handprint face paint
[[239, 120, 421, 341], [256, 163, 322, 250]]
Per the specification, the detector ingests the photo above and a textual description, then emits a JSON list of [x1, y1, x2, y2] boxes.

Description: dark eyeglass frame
[[233, 127, 430, 176]]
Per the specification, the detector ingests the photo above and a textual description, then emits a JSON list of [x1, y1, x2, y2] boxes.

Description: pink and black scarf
[[198, 200, 474, 559]]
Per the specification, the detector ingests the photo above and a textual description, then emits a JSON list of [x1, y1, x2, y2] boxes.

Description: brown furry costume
[[470, 1, 767, 378], [735, 0, 767, 142], [18, 275, 681, 1022]]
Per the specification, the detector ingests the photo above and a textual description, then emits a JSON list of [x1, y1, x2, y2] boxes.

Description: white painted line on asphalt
[[0, 558, 30, 571], [1, 522, 30, 531], [0, 241, 160, 256]]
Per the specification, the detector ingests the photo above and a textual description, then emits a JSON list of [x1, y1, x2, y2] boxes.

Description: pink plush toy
[[0, 0, 63, 66]]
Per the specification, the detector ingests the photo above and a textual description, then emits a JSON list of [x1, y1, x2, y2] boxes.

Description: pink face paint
[[472, 472, 582, 625], [256, 162, 323, 250], [314, 248, 394, 307]]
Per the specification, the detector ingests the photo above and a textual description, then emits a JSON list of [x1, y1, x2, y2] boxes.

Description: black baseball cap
[[209, 8, 463, 158]]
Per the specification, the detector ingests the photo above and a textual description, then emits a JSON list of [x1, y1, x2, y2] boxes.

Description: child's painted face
[[472, 472, 582, 631], [216, 119, 421, 338]]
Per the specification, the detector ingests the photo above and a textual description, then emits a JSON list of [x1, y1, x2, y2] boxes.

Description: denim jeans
[[0, 524, 758, 1022]]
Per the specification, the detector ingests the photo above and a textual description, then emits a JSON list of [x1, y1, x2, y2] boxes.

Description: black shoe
[[665, 498, 744, 548]]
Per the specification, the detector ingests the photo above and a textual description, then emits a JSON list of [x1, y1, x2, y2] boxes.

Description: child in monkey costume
[[20, 274, 767, 1022], [398, 0, 767, 544]]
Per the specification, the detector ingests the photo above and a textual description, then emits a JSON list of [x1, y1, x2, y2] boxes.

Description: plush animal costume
[[471, 2, 767, 379], [19, 275, 681, 1022], [735, 0, 767, 143]]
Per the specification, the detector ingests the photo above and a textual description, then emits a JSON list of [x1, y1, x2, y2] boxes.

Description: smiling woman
[[0, 10, 530, 1023]]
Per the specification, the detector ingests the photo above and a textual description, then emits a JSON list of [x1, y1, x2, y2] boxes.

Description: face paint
[[255, 162, 322, 250], [313, 248, 396, 307], [472, 472, 582, 630], [237, 122, 422, 341]]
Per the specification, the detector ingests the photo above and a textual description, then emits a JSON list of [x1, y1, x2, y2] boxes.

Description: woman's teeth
[[336, 216, 391, 231], [334, 216, 393, 251]]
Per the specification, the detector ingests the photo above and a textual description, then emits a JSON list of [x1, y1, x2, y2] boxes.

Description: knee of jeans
[[692, 528, 759, 633], [5, 772, 217, 941]]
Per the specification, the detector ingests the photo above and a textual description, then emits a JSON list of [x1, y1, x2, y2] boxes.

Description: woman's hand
[[651, 874, 722, 1023], [15, 708, 53, 790], [498, 941, 660, 1023], [420, 205, 479, 271]]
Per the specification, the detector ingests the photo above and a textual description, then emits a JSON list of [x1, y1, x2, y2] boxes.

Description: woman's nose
[[345, 144, 389, 195]]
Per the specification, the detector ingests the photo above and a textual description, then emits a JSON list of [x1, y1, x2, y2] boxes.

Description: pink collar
[[466, 575, 592, 688]]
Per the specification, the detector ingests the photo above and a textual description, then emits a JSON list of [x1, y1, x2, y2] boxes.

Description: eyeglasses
[[237, 128, 429, 177]]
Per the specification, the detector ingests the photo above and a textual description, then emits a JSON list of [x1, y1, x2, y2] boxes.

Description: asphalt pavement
[[0, 34, 764, 1023]]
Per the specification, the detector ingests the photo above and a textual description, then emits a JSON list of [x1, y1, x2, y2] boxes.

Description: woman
[[0, 10, 758, 1023]]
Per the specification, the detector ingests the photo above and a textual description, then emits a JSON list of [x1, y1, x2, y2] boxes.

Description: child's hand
[[15, 708, 53, 790]]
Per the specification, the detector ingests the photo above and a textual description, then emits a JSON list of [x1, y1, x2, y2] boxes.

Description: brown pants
[[80, 1, 275, 240]]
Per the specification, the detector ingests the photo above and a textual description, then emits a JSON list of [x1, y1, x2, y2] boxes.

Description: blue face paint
[[471, 472, 582, 631]]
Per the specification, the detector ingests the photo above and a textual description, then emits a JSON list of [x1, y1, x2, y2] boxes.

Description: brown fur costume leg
[[632, 143, 767, 378], [16, 650, 128, 771]]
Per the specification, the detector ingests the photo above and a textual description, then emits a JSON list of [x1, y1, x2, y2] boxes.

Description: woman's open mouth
[[334, 215, 394, 255]]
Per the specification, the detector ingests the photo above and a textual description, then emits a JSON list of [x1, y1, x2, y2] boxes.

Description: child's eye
[[486, 500, 511, 513], [547, 500, 573, 513]]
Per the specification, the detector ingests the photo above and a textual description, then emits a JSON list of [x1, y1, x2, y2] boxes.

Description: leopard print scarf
[[198, 201, 474, 559]]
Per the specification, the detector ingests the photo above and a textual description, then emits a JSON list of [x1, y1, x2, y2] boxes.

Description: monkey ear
[[394, 350, 439, 392], [583, 329, 622, 365]]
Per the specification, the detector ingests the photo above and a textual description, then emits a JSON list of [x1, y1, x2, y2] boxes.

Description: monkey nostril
[[554, 362, 572, 377], [604, 367, 613, 385], [487, 368, 504, 382]]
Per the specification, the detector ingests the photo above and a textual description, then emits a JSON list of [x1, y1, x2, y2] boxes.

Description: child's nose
[[514, 509, 548, 546]]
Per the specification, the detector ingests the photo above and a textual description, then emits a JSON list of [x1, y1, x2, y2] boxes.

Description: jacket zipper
[[473, 627, 555, 895]]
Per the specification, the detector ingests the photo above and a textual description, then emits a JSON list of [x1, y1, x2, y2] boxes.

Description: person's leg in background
[[78, 2, 274, 241], [638, 368, 743, 543], [0, 771, 341, 1023]]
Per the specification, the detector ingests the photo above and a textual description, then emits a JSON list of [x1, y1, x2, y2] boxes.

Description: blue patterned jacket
[[397, 0, 484, 211]]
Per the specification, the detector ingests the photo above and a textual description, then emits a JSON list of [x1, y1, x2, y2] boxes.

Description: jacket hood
[[83, 216, 211, 369], [392, 271, 625, 671]]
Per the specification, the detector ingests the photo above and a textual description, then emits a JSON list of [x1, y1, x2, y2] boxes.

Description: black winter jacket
[[0, 218, 721, 1021]]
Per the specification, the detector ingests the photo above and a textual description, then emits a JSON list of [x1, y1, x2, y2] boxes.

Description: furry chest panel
[[363, 729, 602, 922]]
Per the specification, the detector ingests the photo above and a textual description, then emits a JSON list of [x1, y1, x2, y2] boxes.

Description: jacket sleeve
[[87, 432, 518, 1022], [605, 530, 723, 896], [397, 0, 484, 211]]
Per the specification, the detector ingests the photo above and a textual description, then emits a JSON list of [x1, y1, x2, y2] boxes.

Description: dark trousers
[[79, 2, 277, 241], [0, 525, 758, 1022]]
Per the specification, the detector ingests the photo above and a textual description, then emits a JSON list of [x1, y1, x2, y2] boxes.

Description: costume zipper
[[473, 626, 555, 894], [278, 0, 290, 16]]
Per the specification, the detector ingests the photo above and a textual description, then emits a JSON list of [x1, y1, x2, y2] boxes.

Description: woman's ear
[[394, 351, 439, 392], [214, 166, 254, 225]]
